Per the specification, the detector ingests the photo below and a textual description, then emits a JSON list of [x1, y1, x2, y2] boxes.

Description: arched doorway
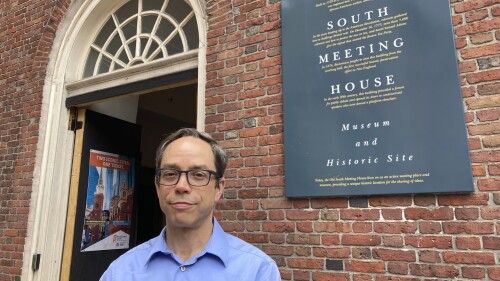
[[22, 0, 207, 280]]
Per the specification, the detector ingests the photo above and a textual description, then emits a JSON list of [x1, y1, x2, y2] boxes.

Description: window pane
[[118, 49, 129, 65], [166, 0, 191, 24], [95, 18, 115, 48], [128, 40, 136, 57], [142, 15, 157, 34], [116, 0, 138, 24], [146, 41, 160, 59], [122, 18, 138, 41], [98, 56, 112, 74], [106, 34, 122, 55], [140, 38, 148, 55], [143, 0, 163, 12], [83, 48, 99, 78], [184, 16, 199, 50], [156, 18, 175, 41], [166, 33, 183, 55]]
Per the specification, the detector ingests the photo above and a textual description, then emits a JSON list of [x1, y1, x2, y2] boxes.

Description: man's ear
[[215, 177, 225, 201]]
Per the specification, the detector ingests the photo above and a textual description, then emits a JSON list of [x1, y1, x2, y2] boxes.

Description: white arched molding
[[22, 0, 207, 280]]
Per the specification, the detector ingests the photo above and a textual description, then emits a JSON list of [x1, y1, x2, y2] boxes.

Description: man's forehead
[[161, 137, 215, 165]]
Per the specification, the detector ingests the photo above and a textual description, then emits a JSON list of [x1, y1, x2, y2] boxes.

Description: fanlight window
[[83, 0, 199, 78]]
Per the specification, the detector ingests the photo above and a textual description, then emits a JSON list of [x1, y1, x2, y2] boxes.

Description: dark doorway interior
[[135, 83, 197, 244]]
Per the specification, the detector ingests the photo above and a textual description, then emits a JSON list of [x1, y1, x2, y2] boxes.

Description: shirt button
[[180, 266, 186, 272]]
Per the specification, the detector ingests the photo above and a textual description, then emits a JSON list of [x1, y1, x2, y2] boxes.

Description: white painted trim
[[22, 0, 207, 280], [193, 0, 207, 131], [66, 50, 198, 97]]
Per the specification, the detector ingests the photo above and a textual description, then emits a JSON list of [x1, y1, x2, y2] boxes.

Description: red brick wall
[[0, 1, 68, 280], [206, 0, 500, 280]]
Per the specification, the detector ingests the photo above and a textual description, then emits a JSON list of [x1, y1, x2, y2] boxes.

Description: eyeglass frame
[[155, 168, 221, 187]]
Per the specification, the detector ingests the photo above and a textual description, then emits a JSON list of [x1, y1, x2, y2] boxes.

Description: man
[[100, 128, 281, 281]]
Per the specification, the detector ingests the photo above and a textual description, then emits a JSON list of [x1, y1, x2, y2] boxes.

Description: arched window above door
[[83, 0, 200, 78]]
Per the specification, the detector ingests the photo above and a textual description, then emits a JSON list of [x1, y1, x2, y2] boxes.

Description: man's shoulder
[[108, 235, 160, 267], [222, 232, 275, 263]]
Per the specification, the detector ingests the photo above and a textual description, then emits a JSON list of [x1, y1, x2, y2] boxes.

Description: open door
[[61, 109, 141, 281]]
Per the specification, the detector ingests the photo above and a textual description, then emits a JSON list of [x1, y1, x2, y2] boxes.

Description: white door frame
[[22, 0, 207, 280]]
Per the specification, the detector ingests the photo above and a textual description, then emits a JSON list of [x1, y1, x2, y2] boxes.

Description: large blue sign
[[282, 0, 474, 197]]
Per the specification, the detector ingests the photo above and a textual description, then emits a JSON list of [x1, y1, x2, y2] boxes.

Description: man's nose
[[175, 172, 192, 193]]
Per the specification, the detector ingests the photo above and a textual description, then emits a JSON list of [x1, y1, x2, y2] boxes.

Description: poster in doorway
[[81, 149, 135, 252]]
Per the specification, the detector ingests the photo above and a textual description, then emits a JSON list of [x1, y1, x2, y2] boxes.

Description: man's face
[[155, 136, 224, 230]]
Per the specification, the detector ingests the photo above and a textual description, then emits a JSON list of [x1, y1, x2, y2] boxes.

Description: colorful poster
[[81, 149, 135, 252]]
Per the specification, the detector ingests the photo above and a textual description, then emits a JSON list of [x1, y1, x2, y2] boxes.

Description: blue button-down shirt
[[100, 218, 281, 281]]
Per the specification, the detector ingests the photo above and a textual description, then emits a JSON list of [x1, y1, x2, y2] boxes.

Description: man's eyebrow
[[159, 164, 211, 170]]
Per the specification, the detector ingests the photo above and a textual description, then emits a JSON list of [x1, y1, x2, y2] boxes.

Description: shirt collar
[[144, 218, 228, 267], [204, 218, 229, 267]]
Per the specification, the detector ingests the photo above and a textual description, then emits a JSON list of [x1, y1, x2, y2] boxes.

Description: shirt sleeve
[[259, 261, 281, 281], [99, 267, 112, 281]]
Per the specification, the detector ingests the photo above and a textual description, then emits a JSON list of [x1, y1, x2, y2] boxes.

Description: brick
[[459, 60, 477, 73], [369, 196, 412, 207], [262, 222, 294, 233], [455, 236, 481, 249], [443, 251, 496, 265], [352, 248, 371, 259], [466, 69, 500, 84], [261, 198, 292, 209], [312, 272, 349, 281], [454, 0, 500, 13], [481, 206, 500, 219], [419, 250, 441, 263], [321, 234, 341, 246], [374, 222, 417, 234], [488, 267, 500, 280], [443, 222, 494, 234], [462, 267, 486, 279], [381, 209, 402, 220], [286, 234, 321, 245], [414, 194, 436, 206], [454, 17, 500, 36], [466, 96, 500, 110], [383, 235, 403, 247], [405, 235, 452, 249], [409, 264, 459, 278], [340, 209, 380, 220], [352, 222, 372, 233], [465, 9, 489, 23], [472, 164, 486, 176], [478, 54, 500, 69], [438, 194, 489, 205], [470, 150, 500, 162], [483, 236, 500, 249], [313, 247, 349, 258], [373, 248, 416, 261], [455, 208, 480, 220], [314, 222, 350, 233], [341, 234, 381, 246], [286, 210, 319, 221], [477, 109, 500, 121], [477, 81, 500, 95], [478, 178, 500, 191], [287, 258, 323, 269], [387, 262, 408, 275], [345, 260, 385, 273], [404, 207, 454, 220]]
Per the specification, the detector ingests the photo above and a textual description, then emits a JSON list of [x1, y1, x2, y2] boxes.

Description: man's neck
[[165, 219, 214, 262]]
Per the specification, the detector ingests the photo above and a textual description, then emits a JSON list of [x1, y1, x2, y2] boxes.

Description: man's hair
[[155, 128, 228, 177]]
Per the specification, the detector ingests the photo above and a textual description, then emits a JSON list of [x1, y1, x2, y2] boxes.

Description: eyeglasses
[[156, 168, 220, 187]]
